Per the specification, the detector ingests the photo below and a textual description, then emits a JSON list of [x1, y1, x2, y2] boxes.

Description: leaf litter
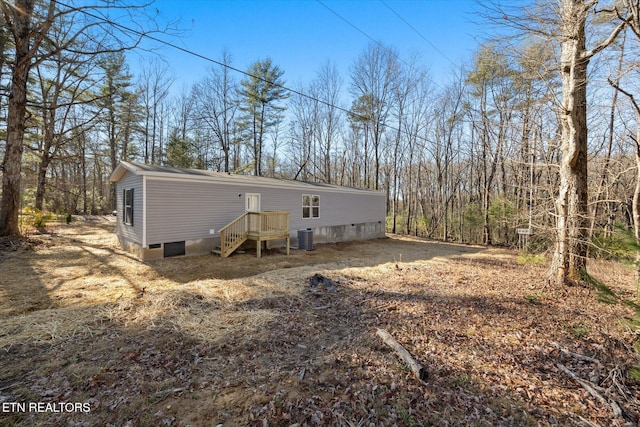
[[0, 218, 639, 426]]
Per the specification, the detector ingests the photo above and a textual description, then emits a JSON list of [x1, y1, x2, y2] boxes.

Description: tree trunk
[[550, 0, 626, 285], [34, 105, 55, 211], [0, 0, 35, 236], [483, 190, 492, 246], [633, 135, 640, 284], [551, 1, 590, 284], [81, 134, 87, 214], [34, 156, 51, 212]]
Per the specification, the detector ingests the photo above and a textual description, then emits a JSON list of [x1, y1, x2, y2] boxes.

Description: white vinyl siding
[[146, 179, 244, 245], [112, 162, 385, 249], [245, 186, 382, 233], [144, 177, 384, 245]]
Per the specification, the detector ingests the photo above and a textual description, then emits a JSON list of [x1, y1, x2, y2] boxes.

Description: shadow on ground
[[147, 235, 485, 283], [2, 220, 637, 425]]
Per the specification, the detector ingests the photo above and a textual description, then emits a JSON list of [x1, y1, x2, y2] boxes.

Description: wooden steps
[[216, 211, 290, 258]]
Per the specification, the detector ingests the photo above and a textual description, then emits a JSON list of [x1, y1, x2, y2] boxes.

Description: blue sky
[[135, 0, 482, 93]]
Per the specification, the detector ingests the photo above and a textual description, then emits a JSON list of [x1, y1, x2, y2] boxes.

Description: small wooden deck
[[218, 211, 290, 258]]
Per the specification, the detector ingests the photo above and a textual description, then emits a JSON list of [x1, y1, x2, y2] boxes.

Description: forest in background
[[0, 0, 639, 258]]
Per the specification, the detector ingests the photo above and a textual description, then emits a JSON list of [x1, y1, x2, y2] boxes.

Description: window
[[302, 194, 319, 219], [123, 188, 134, 225]]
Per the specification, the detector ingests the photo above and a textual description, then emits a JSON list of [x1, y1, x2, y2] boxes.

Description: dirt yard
[[1, 218, 640, 426]]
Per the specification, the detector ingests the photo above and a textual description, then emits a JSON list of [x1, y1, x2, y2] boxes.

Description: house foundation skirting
[[308, 221, 386, 245], [119, 236, 219, 261], [118, 221, 385, 261]]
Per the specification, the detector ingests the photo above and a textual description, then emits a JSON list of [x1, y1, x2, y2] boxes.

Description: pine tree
[[238, 58, 288, 176], [96, 51, 135, 209], [165, 128, 194, 169]]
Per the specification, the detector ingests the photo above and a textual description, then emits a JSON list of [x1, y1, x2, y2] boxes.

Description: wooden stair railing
[[218, 211, 290, 258], [219, 212, 248, 257], [247, 211, 289, 236]]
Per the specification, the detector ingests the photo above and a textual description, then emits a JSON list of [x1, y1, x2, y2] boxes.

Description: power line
[[315, 0, 386, 51], [315, 0, 444, 91], [378, 0, 458, 68], [52, 0, 438, 146], [53, 0, 356, 114]]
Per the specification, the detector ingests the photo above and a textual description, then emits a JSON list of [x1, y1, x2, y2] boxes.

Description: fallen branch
[[550, 341, 602, 365], [376, 328, 427, 382], [603, 365, 634, 404], [577, 415, 601, 427], [556, 362, 623, 419], [153, 387, 187, 397]]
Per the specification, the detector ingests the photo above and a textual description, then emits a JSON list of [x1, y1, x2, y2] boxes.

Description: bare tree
[[139, 57, 173, 164], [0, 13, 9, 115], [286, 61, 344, 184], [1, 0, 46, 235], [191, 50, 238, 172], [314, 61, 343, 184], [289, 82, 320, 182], [350, 43, 399, 190], [0, 0, 163, 236], [400, 73, 436, 236], [589, 31, 627, 241], [388, 57, 429, 234], [168, 85, 193, 146], [550, 0, 626, 284], [482, 0, 627, 283], [607, 0, 640, 281], [466, 44, 517, 245], [31, 39, 99, 211], [427, 75, 466, 241]]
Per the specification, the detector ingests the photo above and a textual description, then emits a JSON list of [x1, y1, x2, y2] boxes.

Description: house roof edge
[[109, 161, 384, 195]]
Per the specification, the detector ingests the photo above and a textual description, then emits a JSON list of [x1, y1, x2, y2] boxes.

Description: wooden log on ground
[[376, 328, 428, 381]]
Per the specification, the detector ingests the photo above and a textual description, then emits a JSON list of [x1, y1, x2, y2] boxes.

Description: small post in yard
[[517, 227, 532, 251]]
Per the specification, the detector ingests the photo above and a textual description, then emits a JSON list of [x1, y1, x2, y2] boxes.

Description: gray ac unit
[[298, 229, 314, 251]]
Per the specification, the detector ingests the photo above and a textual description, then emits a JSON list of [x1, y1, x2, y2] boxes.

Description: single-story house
[[109, 161, 386, 260]]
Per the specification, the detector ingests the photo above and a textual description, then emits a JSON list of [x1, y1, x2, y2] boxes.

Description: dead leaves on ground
[[1, 222, 640, 426]]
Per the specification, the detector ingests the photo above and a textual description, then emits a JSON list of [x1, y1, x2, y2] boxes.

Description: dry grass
[[1, 218, 639, 426]]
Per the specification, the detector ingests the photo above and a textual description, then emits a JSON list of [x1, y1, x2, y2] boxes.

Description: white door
[[246, 193, 261, 232], [246, 193, 261, 212]]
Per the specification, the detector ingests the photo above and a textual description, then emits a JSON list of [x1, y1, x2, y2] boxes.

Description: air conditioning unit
[[298, 229, 314, 251]]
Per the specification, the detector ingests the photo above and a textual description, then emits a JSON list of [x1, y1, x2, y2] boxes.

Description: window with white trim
[[302, 194, 319, 219], [123, 188, 134, 225]]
